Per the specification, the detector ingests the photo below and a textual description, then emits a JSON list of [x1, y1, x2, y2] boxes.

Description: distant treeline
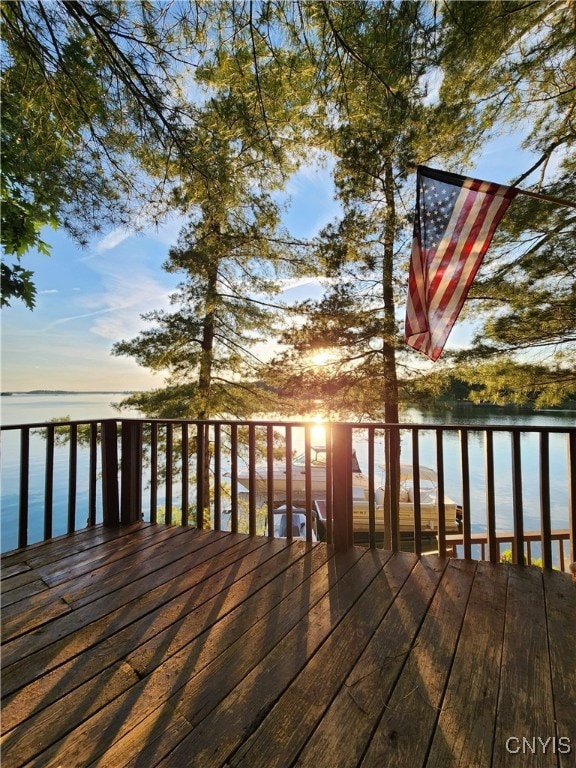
[[429, 377, 576, 411]]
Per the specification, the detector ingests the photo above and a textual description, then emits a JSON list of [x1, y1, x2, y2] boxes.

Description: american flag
[[405, 166, 518, 361]]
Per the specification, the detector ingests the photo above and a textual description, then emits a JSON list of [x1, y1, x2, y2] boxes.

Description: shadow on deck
[[1, 523, 575, 767]]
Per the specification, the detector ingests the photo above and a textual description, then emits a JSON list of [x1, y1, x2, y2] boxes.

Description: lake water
[[1, 394, 574, 556], [0, 392, 140, 425]]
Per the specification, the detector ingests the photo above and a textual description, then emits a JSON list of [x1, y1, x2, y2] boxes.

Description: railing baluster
[[266, 424, 274, 538], [181, 422, 189, 526], [412, 428, 422, 556], [304, 424, 312, 543], [436, 428, 446, 557], [68, 423, 78, 534], [88, 423, 98, 527], [568, 430, 575, 566], [460, 429, 472, 560], [165, 423, 173, 525], [368, 426, 376, 549], [285, 426, 293, 541], [511, 430, 524, 565], [44, 424, 54, 539], [559, 538, 565, 572], [213, 424, 221, 531], [196, 422, 204, 529], [248, 423, 256, 536], [101, 420, 119, 527], [325, 423, 333, 545], [230, 423, 238, 534], [539, 431, 552, 569], [18, 428, 30, 548], [389, 425, 401, 553], [485, 430, 497, 563], [150, 421, 158, 524]]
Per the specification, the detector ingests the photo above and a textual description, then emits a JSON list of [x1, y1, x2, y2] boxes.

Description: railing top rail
[[0, 418, 110, 431], [1, 416, 575, 434]]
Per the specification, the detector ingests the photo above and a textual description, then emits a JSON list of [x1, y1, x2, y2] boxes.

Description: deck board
[[494, 564, 559, 767], [359, 558, 478, 768], [1, 524, 574, 768], [426, 560, 508, 768], [295, 554, 447, 768]]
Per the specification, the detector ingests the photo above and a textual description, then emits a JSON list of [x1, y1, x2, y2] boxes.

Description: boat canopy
[[293, 447, 362, 474], [391, 464, 439, 483]]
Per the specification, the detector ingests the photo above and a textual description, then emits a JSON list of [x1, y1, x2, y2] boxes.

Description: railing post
[[331, 423, 353, 552], [412, 429, 422, 556], [101, 420, 119, 526], [120, 420, 143, 524]]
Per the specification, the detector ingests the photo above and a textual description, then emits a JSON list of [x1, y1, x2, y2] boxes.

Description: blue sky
[[1, 160, 337, 392], [1, 135, 544, 393]]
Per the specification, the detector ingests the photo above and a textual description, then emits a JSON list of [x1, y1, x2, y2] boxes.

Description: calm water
[[0, 392, 140, 425], [1, 394, 574, 554]]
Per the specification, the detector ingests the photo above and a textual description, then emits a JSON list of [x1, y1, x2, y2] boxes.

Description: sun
[[310, 415, 327, 445], [309, 350, 334, 368]]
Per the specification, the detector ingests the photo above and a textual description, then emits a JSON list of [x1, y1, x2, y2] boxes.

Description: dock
[[2, 523, 574, 767]]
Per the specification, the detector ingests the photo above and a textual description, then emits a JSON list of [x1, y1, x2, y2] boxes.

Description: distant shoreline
[[1, 391, 137, 396]]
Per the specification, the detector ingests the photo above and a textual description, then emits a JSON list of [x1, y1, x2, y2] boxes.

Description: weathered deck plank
[[426, 560, 509, 768], [494, 564, 560, 768], [294, 554, 448, 768], [543, 568, 576, 768], [1, 525, 574, 768], [225, 550, 420, 768], [359, 558, 478, 768]]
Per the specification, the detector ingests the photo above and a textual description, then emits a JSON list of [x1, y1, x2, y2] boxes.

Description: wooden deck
[[1, 523, 574, 768]]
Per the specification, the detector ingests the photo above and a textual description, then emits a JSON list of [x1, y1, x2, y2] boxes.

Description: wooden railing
[[1, 418, 574, 571], [445, 529, 572, 570]]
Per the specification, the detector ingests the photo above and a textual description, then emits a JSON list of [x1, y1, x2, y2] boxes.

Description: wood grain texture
[[1, 524, 574, 768]]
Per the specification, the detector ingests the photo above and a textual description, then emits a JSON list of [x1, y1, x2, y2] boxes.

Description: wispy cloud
[[83, 248, 178, 341], [39, 241, 177, 343], [88, 270, 175, 341], [94, 228, 132, 253], [41, 305, 123, 331], [146, 214, 186, 246]]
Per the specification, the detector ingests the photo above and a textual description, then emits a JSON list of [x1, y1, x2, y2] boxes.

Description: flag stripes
[[405, 167, 518, 361]]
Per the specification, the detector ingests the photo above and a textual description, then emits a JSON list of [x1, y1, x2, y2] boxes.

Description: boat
[[237, 447, 461, 540], [236, 445, 370, 503], [351, 464, 463, 539]]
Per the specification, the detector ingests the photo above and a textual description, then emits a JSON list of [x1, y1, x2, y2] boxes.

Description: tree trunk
[[197, 262, 218, 522], [382, 158, 401, 549]]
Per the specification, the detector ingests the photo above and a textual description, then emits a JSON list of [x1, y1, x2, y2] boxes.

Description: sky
[[1, 159, 337, 392], [1, 134, 544, 394]]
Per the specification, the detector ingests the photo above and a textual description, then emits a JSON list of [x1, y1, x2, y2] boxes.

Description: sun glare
[[310, 414, 326, 445], [309, 350, 334, 368]]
